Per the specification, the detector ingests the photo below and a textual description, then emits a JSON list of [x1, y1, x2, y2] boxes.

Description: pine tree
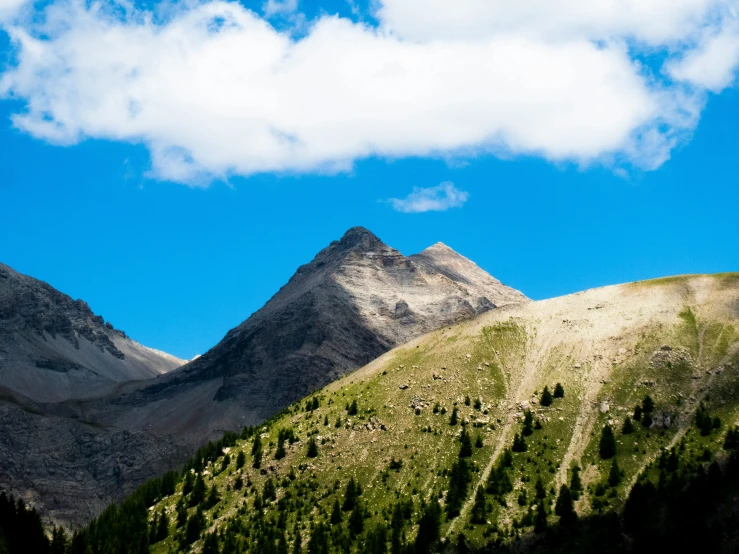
[[501, 448, 513, 467], [343, 478, 358, 511], [189, 474, 206, 506], [446, 459, 471, 517], [523, 410, 534, 436], [642, 395, 655, 414], [450, 406, 459, 426], [570, 466, 583, 500], [534, 501, 548, 533], [470, 487, 487, 523], [275, 435, 287, 460], [554, 383, 565, 399], [155, 511, 169, 542], [540, 386, 554, 407], [633, 404, 643, 421], [252, 434, 263, 469], [348, 399, 358, 416], [512, 433, 527, 453], [535, 477, 546, 499], [293, 523, 303, 554], [599, 424, 617, 459], [349, 502, 365, 537], [724, 426, 739, 450], [608, 458, 623, 487], [202, 532, 219, 554], [459, 427, 473, 458], [330, 499, 343, 524], [475, 434, 483, 448], [622, 416, 635, 435], [324, 415, 329, 426], [414, 502, 442, 554], [554, 485, 577, 526], [307, 437, 318, 458], [236, 450, 245, 469]]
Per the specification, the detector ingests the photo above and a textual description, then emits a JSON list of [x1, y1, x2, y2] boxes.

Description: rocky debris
[[360, 417, 387, 431], [600, 402, 610, 414], [651, 346, 694, 368], [399, 384, 409, 390]]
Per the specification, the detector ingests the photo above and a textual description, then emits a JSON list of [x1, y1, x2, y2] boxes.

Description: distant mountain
[[0, 263, 185, 526], [0, 262, 183, 402], [90, 227, 527, 445]]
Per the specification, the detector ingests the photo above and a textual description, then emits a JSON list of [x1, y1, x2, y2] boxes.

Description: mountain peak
[[335, 226, 385, 251]]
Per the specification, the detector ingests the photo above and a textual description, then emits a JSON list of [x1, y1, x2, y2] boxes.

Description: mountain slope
[[0, 262, 186, 527], [0, 262, 184, 402], [89, 227, 527, 444], [106, 273, 739, 554]]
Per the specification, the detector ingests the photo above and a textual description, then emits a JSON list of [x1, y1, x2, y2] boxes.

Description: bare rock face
[[0, 263, 184, 403], [0, 263, 185, 527], [93, 228, 527, 445]]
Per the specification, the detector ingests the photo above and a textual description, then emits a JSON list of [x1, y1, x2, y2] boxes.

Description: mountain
[[0, 263, 186, 526], [68, 273, 739, 554], [88, 227, 527, 445], [0, 262, 183, 402]]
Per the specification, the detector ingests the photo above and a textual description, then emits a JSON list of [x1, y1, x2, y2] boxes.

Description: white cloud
[[0, 0, 28, 21], [263, 0, 298, 18], [0, 0, 735, 185], [388, 182, 469, 213], [667, 24, 739, 92]]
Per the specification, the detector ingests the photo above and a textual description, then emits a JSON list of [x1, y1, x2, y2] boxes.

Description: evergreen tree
[[205, 485, 220, 509], [554, 383, 565, 399], [642, 395, 655, 415], [724, 426, 739, 450], [155, 511, 169, 542], [343, 478, 359, 511], [459, 427, 473, 458], [330, 499, 343, 524], [252, 434, 263, 469], [236, 450, 245, 469], [512, 433, 527, 453], [450, 407, 459, 426], [534, 501, 548, 533], [308, 522, 329, 554], [183, 508, 205, 545], [349, 502, 365, 538], [190, 474, 206, 506], [275, 435, 287, 460], [307, 437, 318, 458], [264, 478, 277, 501], [312, 397, 320, 411], [540, 386, 553, 407], [501, 449, 513, 467], [202, 532, 219, 554], [446, 459, 471, 517], [470, 487, 487, 523], [622, 416, 635, 434], [414, 502, 442, 554], [475, 434, 483, 448], [535, 477, 546, 499], [599, 424, 617, 459], [608, 458, 623, 487], [554, 485, 577, 526], [348, 400, 358, 416], [642, 411, 653, 428], [570, 466, 583, 500], [633, 404, 643, 421], [522, 410, 534, 436], [293, 523, 303, 554], [324, 415, 329, 426]]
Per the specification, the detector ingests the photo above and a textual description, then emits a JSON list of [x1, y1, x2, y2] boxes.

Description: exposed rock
[[600, 402, 610, 414]]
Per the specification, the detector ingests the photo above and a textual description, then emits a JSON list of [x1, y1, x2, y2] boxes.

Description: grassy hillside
[[71, 274, 739, 553]]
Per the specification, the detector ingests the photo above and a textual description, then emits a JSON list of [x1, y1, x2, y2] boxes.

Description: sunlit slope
[[144, 273, 739, 552]]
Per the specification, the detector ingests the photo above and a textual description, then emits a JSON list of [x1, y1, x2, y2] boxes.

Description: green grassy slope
[[82, 274, 739, 553]]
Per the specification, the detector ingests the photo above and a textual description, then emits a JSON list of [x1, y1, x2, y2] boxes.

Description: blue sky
[[1, 0, 738, 359]]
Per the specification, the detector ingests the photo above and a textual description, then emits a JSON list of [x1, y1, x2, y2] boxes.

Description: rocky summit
[[89, 227, 527, 446]]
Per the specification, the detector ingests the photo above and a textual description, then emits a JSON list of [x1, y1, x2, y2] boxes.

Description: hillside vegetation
[[39, 274, 739, 553]]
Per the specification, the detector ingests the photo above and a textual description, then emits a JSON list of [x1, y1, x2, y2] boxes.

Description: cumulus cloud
[[388, 182, 469, 213], [0, 0, 737, 185], [667, 24, 739, 92], [263, 0, 298, 18], [0, 0, 28, 21]]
